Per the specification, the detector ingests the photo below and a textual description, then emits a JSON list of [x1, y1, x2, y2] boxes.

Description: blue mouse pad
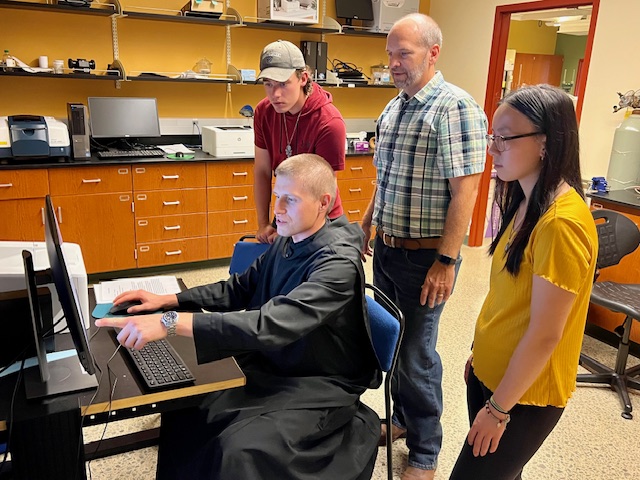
[[92, 303, 116, 319]]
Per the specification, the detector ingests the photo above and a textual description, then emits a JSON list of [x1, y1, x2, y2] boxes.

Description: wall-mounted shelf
[[0, 70, 123, 81], [0, 0, 117, 16], [338, 26, 388, 38], [120, 9, 240, 26]]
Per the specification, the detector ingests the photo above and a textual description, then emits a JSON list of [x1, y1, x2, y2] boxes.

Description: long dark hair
[[489, 84, 584, 275]]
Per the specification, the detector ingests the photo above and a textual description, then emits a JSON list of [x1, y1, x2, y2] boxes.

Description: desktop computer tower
[[301, 40, 317, 77], [67, 103, 91, 160], [315, 41, 328, 81]]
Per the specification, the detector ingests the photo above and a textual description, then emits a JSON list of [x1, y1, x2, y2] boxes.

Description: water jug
[[606, 109, 640, 190]]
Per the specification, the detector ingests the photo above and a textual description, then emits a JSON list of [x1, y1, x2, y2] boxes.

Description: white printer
[[0, 241, 90, 329], [202, 125, 253, 158], [0, 115, 71, 160]]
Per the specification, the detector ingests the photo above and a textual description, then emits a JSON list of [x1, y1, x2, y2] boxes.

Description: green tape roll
[[168, 153, 195, 160]]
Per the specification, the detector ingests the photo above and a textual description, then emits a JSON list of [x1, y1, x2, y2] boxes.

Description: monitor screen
[[88, 97, 161, 139], [335, 0, 374, 23], [21, 196, 99, 399]]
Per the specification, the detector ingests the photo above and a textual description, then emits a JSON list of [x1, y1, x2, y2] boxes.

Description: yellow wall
[[1, 0, 431, 120], [507, 19, 558, 54]]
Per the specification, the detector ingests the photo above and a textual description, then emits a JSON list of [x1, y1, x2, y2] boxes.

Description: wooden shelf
[[126, 75, 235, 85], [0, 0, 116, 16], [0, 70, 123, 81], [338, 26, 388, 38], [239, 20, 339, 35], [121, 10, 239, 27]]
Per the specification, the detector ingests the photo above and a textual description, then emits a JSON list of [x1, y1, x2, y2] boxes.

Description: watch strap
[[436, 253, 456, 266]]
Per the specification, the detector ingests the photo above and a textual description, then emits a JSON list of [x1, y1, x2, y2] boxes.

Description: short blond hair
[[275, 154, 336, 211]]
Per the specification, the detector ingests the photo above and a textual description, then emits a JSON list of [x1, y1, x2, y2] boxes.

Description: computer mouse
[[108, 300, 143, 316]]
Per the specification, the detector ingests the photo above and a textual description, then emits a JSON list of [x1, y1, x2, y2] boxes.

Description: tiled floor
[[83, 243, 640, 479]]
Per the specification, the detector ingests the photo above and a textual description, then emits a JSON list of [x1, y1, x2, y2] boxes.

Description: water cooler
[[606, 109, 640, 190]]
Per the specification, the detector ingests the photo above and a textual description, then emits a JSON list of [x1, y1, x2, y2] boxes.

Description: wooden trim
[[468, 0, 600, 246]]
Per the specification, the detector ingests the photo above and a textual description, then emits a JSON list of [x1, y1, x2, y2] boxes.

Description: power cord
[[329, 58, 371, 81]]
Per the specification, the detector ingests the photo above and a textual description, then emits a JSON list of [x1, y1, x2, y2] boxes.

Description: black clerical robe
[[156, 217, 382, 480]]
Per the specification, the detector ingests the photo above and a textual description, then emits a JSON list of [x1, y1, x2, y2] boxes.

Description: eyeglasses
[[485, 132, 542, 152]]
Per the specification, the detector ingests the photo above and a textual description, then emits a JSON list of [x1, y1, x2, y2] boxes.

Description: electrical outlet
[[192, 118, 198, 126]]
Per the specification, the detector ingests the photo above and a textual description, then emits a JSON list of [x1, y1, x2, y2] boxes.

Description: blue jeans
[[373, 236, 461, 470]]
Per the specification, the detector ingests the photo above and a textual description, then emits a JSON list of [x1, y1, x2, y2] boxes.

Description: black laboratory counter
[[588, 189, 640, 211], [0, 147, 374, 170]]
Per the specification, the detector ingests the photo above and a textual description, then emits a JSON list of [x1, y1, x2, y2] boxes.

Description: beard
[[391, 55, 429, 91]]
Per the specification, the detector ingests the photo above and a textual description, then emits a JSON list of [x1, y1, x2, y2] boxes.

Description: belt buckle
[[383, 232, 396, 248]]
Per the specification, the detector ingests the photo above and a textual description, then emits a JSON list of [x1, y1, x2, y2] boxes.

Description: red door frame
[[467, 0, 600, 247]]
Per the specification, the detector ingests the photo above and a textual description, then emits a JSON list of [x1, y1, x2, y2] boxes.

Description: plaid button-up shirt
[[373, 72, 488, 238]]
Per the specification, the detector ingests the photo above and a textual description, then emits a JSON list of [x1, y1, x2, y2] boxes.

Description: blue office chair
[[365, 283, 405, 480], [228, 235, 270, 275]]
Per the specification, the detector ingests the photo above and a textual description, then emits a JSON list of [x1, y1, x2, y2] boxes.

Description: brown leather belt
[[376, 229, 441, 250]]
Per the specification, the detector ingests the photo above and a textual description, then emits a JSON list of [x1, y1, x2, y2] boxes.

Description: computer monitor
[[87, 97, 161, 139], [335, 0, 374, 26], [22, 195, 98, 399]]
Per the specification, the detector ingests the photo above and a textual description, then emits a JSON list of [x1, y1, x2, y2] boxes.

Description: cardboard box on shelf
[[257, 0, 319, 25]]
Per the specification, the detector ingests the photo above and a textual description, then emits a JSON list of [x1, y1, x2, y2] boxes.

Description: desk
[[0, 286, 245, 480]]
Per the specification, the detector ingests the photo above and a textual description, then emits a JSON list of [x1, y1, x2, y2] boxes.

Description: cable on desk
[[84, 344, 121, 480]]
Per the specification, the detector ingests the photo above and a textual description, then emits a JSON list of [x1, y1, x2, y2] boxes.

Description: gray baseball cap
[[257, 40, 306, 82]]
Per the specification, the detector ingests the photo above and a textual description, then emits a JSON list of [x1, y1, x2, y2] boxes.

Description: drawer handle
[[591, 202, 603, 209], [232, 172, 248, 177], [233, 219, 249, 225], [233, 195, 249, 201], [348, 209, 361, 214], [162, 175, 180, 180], [57, 206, 63, 224], [118, 168, 129, 175], [164, 225, 181, 231], [349, 188, 362, 193], [138, 220, 149, 226], [82, 178, 102, 184], [135, 168, 146, 174], [41, 207, 45, 225], [163, 200, 181, 206], [0, 183, 13, 188], [165, 250, 182, 256], [350, 167, 363, 171], [139, 245, 150, 253]]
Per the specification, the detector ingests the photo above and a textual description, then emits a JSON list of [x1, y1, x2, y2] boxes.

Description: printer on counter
[[202, 125, 253, 158], [0, 115, 71, 160]]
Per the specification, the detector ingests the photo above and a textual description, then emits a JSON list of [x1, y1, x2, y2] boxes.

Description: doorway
[[467, 0, 601, 247]]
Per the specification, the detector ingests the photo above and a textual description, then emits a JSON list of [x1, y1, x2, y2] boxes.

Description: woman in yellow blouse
[[449, 84, 598, 480]]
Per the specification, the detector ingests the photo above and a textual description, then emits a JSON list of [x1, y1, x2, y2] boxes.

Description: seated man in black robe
[[95, 153, 382, 480]]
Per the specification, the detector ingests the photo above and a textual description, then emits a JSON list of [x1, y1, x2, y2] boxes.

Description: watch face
[[162, 311, 178, 326]]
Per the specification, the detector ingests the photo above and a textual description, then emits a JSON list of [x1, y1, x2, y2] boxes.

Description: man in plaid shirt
[[361, 13, 488, 480]]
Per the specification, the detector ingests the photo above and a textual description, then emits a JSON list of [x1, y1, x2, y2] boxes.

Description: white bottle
[[2, 50, 15, 72], [606, 110, 640, 190]]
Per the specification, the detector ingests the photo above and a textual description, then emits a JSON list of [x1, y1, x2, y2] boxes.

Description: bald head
[[390, 13, 443, 50]]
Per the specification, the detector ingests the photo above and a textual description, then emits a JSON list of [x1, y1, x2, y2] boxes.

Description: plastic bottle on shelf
[[2, 50, 15, 72], [606, 109, 640, 191]]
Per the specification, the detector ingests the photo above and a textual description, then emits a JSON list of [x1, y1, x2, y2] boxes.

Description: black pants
[[449, 368, 564, 480]]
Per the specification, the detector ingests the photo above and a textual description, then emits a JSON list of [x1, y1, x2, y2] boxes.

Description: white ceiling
[[511, 6, 592, 36]]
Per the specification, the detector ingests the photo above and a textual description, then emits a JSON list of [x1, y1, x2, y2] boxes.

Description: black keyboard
[[97, 148, 165, 159], [119, 336, 196, 391]]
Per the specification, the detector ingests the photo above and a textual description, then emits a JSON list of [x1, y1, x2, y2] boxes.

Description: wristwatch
[[436, 253, 457, 266], [161, 311, 179, 337]]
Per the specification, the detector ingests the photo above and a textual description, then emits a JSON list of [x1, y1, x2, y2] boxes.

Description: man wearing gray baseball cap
[[253, 40, 347, 244]]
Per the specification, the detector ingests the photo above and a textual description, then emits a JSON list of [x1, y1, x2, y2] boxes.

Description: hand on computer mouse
[[108, 300, 142, 316], [110, 290, 180, 316]]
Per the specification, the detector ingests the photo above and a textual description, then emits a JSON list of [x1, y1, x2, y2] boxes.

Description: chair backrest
[[228, 235, 270, 275], [593, 209, 640, 269], [364, 283, 404, 372]]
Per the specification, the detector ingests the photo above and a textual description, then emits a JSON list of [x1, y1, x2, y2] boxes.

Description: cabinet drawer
[[135, 213, 207, 242], [0, 198, 46, 241], [208, 233, 246, 260], [208, 185, 255, 211], [207, 161, 254, 187], [132, 163, 206, 191], [0, 169, 49, 200], [338, 178, 375, 201], [341, 199, 370, 223], [134, 189, 206, 217], [208, 210, 258, 235], [338, 157, 376, 180], [49, 166, 132, 195], [137, 237, 208, 268]]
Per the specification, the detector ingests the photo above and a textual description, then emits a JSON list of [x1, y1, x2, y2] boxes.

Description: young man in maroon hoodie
[[253, 40, 347, 244]]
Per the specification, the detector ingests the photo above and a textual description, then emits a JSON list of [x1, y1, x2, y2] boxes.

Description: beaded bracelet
[[485, 400, 510, 428], [489, 395, 509, 415]]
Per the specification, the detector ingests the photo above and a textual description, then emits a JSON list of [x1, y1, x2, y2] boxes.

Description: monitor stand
[[24, 354, 99, 400]]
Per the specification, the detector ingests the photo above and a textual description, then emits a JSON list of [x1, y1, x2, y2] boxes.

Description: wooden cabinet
[[133, 163, 208, 268], [0, 169, 49, 241], [49, 166, 135, 274], [512, 53, 563, 91], [206, 161, 256, 260], [338, 156, 376, 223], [589, 197, 640, 342]]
